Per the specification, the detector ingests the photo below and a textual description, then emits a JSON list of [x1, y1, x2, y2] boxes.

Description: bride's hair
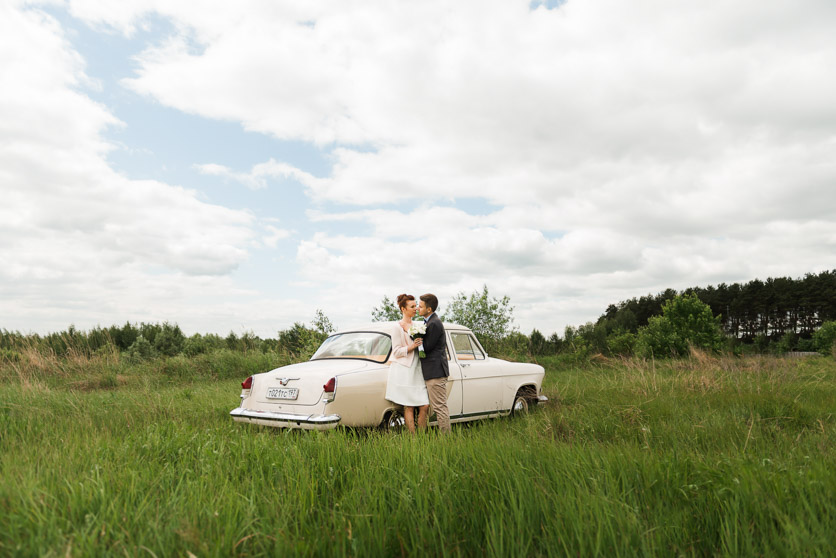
[[396, 293, 415, 309]]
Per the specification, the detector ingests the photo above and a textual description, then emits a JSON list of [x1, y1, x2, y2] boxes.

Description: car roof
[[334, 321, 471, 335]]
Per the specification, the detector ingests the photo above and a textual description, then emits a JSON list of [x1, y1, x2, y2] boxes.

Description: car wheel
[[382, 409, 405, 431], [511, 392, 530, 416]]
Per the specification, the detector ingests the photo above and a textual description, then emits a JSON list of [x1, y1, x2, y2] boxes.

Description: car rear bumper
[[230, 407, 341, 430]]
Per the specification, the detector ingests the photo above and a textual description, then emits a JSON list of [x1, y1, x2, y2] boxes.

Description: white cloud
[[6, 0, 836, 336], [0, 4, 305, 335], [195, 159, 325, 192], [102, 0, 835, 232], [262, 225, 291, 248]]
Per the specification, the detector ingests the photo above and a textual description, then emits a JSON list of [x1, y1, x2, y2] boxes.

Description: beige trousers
[[425, 377, 451, 433]]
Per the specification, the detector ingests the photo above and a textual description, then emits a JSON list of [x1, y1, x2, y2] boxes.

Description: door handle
[[461, 363, 471, 367]]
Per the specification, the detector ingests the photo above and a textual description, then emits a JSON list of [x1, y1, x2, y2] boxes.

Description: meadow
[[1, 348, 835, 557]]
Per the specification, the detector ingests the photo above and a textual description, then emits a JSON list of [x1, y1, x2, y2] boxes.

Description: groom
[[417, 293, 450, 433]]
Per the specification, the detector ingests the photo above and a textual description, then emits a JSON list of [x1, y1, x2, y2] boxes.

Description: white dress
[[385, 322, 430, 407]]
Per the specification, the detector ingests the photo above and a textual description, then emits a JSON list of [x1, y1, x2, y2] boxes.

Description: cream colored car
[[230, 322, 547, 430]]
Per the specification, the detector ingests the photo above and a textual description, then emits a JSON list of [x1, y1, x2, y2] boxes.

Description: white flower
[[407, 322, 426, 338]]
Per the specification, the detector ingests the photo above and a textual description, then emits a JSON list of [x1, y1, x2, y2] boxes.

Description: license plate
[[266, 387, 299, 400]]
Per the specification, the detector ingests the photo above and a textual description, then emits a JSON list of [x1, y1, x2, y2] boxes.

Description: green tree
[[813, 321, 836, 355], [277, 311, 336, 359], [153, 322, 185, 357], [576, 321, 608, 354], [183, 334, 210, 357], [312, 309, 336, 335], [371, 296, 401, 322], [442, 285, 516, 341], [529, 329, 546, 355], [277, 323, 323, 359], [126, 335, 155, 362], [110, 322, 139, 351], [635, 293, 725, 358]]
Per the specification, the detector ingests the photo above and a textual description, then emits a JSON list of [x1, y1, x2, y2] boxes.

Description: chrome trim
[[537, 395, 549, 403], [230, 407, 341, 426], [275, 377, 300, 386]]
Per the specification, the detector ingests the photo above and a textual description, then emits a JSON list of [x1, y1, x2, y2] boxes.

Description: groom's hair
[[420, 293, 439, 313]]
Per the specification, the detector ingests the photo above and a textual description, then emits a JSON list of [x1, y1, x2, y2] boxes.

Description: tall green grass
[[1, 352, 834, 556]]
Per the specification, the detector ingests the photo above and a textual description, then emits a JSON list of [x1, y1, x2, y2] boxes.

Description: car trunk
[[247, 359, 379, 411]]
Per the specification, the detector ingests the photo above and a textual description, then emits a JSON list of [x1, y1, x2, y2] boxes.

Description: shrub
[[753, 333, 770, 353], [814, 321, 836, 356], [606, 330, 636, 356], [797, 337, 816, 352], [154, 323, 185, 357], [126, 336, 155, 362], [776, 331, 798, 354], [160, 355, 194, 379], [486, 331, 530, 359], [183, 334, 210, 357], [635, 293, 725, 358]]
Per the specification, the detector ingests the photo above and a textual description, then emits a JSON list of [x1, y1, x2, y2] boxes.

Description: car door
[[450, 331, 503, 416], [426, 336, 462, 423], [443, 335, 463, 418]]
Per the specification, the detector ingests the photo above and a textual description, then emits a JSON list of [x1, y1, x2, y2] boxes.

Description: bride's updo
[[396, 293, 415, 309]]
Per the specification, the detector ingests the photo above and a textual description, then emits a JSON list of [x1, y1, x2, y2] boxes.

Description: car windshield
[[311, 332, 392, 363]]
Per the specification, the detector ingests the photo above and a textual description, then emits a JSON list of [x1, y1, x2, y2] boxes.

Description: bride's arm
[[391, 325, 410, 359]]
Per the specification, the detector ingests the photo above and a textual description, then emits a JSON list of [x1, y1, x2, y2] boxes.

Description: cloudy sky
[[2, 0, 835, 338]]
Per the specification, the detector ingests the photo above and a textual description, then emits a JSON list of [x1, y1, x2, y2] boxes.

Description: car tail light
[[323, 377, 336, 402], [241, 376, 253, 389]]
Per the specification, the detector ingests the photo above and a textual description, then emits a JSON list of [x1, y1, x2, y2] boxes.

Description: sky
[[2, 0, 835, 339]]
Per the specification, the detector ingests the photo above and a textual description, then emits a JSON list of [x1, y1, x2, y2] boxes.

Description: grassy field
[[1, 350, 835, 557]]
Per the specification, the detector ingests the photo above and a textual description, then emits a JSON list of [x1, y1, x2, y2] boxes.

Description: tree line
[[0, 310, 337, 363], [3, 271, 835, 364], [597, 270, 836, 341], [372, 274, 836, 358]]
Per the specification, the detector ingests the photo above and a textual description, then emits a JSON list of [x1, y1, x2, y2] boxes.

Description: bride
[[385, 293, 430, 433]]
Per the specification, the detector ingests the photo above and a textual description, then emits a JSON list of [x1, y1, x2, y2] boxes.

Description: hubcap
[[387, 412, 405, 429]]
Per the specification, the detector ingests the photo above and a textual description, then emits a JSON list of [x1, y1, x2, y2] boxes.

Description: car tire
[[381, 409, 405, 431], [511, 391, 530, 417]]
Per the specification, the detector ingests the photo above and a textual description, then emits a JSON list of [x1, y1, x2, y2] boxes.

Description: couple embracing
[[385, 293, 450, 434]]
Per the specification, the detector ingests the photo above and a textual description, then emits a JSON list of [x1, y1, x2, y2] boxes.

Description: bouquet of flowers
[[407, 322, 426, 339], [408, 322, 427, 358]]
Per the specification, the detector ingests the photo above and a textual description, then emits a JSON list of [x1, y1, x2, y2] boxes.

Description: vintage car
[[230, 322, 548, 430]]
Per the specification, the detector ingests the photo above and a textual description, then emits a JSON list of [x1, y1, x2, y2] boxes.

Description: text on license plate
[[266, 387, 299, 400]]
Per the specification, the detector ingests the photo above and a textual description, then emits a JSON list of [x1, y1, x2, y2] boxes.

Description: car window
[[311, 332, 392, 363], [467, 334, 485, 360], [450, 332, 485, 361]]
